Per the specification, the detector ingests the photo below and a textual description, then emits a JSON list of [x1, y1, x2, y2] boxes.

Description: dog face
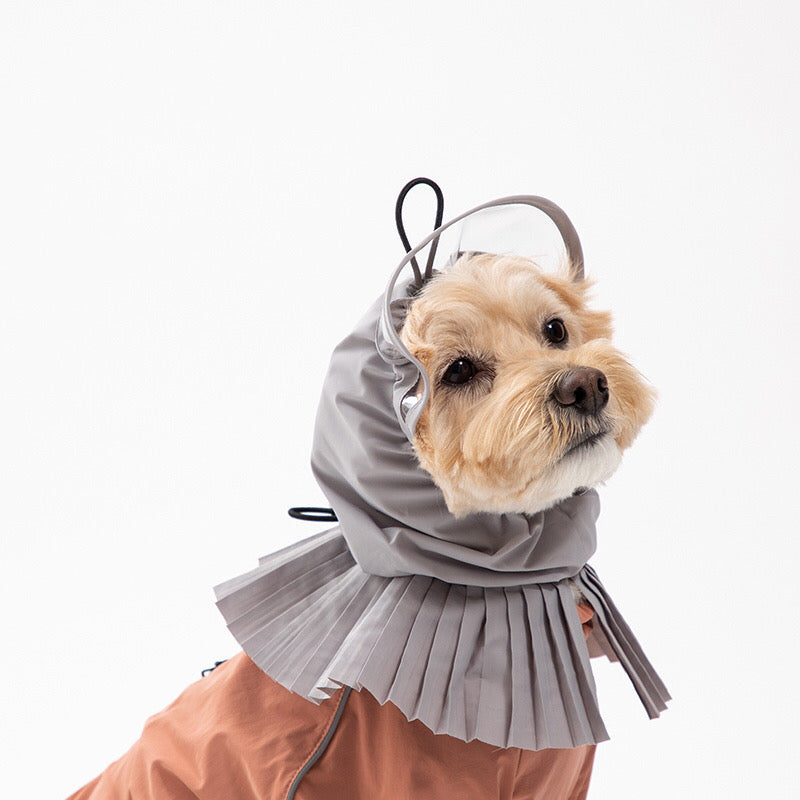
[[399, 253, 656, 516]]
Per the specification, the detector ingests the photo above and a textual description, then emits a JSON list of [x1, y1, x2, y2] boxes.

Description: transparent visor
[[380, 195, 585, 439], [407, 202, 576, 281]]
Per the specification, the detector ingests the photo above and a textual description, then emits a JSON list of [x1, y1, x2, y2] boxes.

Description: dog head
[[399, 253, 656, 516]]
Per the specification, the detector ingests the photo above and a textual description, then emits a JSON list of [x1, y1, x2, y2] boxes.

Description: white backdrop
[[2, 2, 798, 797]]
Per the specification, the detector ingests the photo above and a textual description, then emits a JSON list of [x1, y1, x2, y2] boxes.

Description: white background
[[2, 2, 798, 797]]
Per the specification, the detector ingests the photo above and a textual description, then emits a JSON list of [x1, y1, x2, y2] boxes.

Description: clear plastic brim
[[453, 203, 570, 273], [391, 204, 573, 302]]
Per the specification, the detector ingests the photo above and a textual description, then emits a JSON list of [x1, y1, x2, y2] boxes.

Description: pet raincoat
[[67, 180, 669, 800]]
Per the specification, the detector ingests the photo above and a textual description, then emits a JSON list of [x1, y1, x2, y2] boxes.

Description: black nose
[[553, 367, 609, 415]]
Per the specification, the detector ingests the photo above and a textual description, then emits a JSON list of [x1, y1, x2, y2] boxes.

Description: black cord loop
[[394, 177, 445, 289], [201, 659, 228, 677], [288, 507, 339, 522]]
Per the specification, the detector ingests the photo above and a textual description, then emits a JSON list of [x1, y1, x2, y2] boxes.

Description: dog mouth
[[561, 430, 610, 459]]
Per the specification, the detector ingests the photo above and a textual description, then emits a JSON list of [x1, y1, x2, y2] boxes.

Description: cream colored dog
[[399, 252, 656, 518]]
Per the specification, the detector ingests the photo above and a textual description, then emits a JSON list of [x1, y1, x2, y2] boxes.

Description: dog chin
[[518, 435, 623, 514], [442, 435, 622, 517]]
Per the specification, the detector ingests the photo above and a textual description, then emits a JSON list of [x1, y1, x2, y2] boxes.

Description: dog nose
[[553, 367, 609, 415]]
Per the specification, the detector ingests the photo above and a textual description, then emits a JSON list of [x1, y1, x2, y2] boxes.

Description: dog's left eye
[[441, 358, 477, 386], [543, 318, 568, 345]]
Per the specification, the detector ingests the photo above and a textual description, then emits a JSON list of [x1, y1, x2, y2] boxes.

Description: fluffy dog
[[400, 252, 656, 517]]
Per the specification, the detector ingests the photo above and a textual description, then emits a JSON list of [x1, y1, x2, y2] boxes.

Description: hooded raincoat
[[67, 186, 669, 800]]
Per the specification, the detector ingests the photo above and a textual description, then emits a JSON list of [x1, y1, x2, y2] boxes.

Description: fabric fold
[[213, 528, 665, 751], [573, 566, 671, 719]]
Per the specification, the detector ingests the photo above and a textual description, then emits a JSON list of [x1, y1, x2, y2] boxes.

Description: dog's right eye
[[441, 358, 477, 386], [543, 317, 568, 345]]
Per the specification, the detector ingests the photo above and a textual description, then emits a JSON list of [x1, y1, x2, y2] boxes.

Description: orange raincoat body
[[67, 605, 597, 800]]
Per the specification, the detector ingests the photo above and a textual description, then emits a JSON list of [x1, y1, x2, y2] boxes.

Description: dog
[[399, 251, 655, 611], [67, 249, 661, 800]]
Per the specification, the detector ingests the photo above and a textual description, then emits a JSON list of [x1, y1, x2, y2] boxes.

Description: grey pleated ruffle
[[214, 528, 670, 752]]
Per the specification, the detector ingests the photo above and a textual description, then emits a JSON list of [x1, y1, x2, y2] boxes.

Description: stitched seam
[[512, 748, 522, 798], [283, 687, 352, 800]]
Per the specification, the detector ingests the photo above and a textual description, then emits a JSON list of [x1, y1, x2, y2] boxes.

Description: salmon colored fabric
[[297, 683, 595, 800], [67, 606, 597, 800]]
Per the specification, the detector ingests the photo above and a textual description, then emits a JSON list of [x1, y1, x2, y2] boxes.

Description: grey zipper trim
[[284, 687, 353, 800]]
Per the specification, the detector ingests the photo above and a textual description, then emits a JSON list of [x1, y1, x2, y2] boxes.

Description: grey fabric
[[214, 196, 670, 750]]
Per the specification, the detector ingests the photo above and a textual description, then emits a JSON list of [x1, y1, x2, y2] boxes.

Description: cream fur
[[399, 253, 656, 517]]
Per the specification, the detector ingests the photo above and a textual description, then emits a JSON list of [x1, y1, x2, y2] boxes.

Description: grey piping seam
[[284, 687, 353, 800]]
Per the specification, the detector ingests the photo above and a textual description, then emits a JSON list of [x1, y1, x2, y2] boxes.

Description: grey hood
[[214, 194, 670, 750], [311, 280, 599, 587]]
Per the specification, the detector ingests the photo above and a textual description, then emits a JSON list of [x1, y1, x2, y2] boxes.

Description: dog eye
[[543, 318, 568, 345], [441, 358, 477, 386]]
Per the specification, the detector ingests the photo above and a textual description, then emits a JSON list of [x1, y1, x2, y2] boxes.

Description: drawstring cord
[[394, 177, 444, 290]]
